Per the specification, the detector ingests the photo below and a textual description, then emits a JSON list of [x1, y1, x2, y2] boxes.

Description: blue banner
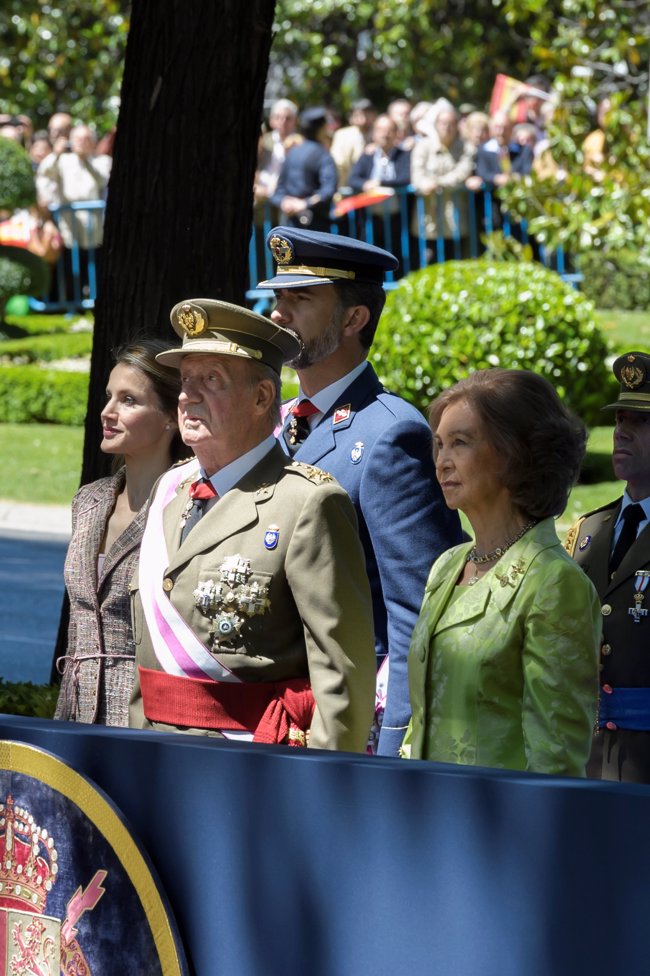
[[0, 715, 646, 976]]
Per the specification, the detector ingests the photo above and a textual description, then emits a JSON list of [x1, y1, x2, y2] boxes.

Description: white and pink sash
[[138, 463, 240, 684]]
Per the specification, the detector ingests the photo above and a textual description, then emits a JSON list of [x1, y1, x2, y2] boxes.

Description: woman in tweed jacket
[[55, 339, 185, 726]]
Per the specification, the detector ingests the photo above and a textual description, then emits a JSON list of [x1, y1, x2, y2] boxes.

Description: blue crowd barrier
[[28, 202, 104, 313], [247, 185, 576, 311], [0, 714, 647, 976], [26, 190, 575, 314]]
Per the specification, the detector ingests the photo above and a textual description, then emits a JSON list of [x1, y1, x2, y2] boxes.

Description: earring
[[165, 423, 172, 430]]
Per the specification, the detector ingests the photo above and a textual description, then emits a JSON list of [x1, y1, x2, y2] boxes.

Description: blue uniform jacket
[[279, 363, 462, 756]]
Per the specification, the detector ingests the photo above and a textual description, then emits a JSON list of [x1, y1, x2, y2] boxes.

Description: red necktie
[[189, 478, 218, 501], [290, 399, 319, 420], [181, 478, 218, 542]]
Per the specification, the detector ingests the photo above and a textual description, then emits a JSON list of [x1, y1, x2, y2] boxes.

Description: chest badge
[[350, 441, 364, 464], [333, 404, 351, 425], [579, 534, 591, 551], [264, 524, 280, 550]]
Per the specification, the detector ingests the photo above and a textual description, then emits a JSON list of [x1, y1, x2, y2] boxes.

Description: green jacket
[[404, 518, 600, 775]]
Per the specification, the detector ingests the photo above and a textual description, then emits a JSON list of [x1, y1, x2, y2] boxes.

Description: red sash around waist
[[139, 666, 315, 746]]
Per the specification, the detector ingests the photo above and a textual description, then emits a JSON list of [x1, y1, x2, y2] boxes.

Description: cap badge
[[620, 357, 645, 389], [579, 534, 591, 551], [333, 404, 351, 425], [177, 303, 206, 337], [350, 441, 364, 464], [269, 235, 294, 265], [264, 525, 280, 550]]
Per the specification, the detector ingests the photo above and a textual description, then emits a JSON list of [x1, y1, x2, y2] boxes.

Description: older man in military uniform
[[257, 227, 462, 757], [128, 299, 375, 752], [566, 351, 650, 782]]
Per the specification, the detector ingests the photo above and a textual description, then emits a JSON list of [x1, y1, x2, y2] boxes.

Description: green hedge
[[0, 679, 58, 718], [2, 313, 86, 338], [0, 365, 88, 424], [372, 260, 616, 427], [579, 250, 650, 311], [0, 331, 93, 363]]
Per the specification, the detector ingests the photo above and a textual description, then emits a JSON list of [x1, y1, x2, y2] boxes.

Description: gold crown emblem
[[177, 303, 206, 337], [0, 795, 58, 914], [269, 235, 294, 265]]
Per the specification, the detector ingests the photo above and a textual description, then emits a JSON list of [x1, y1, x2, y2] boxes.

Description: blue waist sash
[[599, 687, 650, 731]]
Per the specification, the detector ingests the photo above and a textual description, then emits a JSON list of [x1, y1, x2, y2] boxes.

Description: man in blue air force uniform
[[257, 227, 462, 756]]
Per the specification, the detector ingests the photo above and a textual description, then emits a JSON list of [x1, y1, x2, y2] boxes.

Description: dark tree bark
[[53, 0, 275, 681], [81, 0, 276, 484]]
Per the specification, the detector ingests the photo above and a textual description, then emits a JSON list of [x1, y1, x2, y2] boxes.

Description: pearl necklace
[[466, 519, 537, 585]]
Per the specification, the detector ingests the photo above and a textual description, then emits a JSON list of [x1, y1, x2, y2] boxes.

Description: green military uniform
[[565, 349, 650, 783], [129, 442, 376, 752], [565, 501, 650, 782]]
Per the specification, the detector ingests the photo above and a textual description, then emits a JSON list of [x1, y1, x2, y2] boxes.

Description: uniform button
[[163, 577, 174, 592], [606, 721, 618, 731], [601, 643, 612, 656], [601, 604, 612, 616]]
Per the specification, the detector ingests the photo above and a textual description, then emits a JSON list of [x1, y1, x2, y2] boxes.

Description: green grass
[[595, 309, 650, 351], [0, 423, 83, 505]]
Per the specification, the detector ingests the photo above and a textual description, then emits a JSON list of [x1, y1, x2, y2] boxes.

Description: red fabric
[[139, 667, 314, 744], [290, 400, 319, 419], [189, 478, 218, 501], [253, 681, 315, 745]]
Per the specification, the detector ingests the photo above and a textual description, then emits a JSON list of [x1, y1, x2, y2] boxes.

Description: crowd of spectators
[[252, 85, 569, 269], [0, 109, 113, 300], [0, 79, 615, 305]]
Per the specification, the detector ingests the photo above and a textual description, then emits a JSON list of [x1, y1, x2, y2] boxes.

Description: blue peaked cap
[[257, 226, 399, 289]]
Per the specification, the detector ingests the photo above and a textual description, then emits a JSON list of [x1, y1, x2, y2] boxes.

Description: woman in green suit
[[403, 369, 600, 776]]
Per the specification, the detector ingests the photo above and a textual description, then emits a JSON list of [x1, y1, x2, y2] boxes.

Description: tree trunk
[[53, 0, 275, 681], [81, 0, 275, 484]]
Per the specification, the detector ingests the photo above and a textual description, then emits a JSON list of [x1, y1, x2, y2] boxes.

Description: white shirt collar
[[297, 361, 369, 421], [201, 435, 276, 497]]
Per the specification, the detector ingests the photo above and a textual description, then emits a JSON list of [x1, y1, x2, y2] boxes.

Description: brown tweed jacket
[[55, 469, 145, 726]]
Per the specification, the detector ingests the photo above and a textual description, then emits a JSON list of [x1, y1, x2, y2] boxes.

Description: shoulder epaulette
[[289, 461, 336, 485], [173, 455, 196, 468], [563, 517, 586, 558]]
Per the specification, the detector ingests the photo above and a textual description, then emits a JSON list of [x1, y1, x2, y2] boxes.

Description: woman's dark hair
[[428, 368, 587, 519], [109, 338, 190, 469]]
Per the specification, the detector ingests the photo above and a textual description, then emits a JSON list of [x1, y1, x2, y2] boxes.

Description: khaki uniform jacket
[[565, 499, 650, 781], [129, 444, 376, 752]]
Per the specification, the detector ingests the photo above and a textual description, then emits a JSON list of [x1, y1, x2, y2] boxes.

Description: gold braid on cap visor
[[618, 391, 650, 402], [184, 334, 263, 360], [275, 264, 357, 280]]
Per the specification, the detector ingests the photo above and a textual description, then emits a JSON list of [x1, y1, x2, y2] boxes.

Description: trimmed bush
[[0, 679, 58, 718], [0, 331, 93, 363], [578, 250, 650, 311], [372, 260, 616, 427], [0, 138, 35, 212], [2, 313, 88, 338], [0, 365, 88, 424]]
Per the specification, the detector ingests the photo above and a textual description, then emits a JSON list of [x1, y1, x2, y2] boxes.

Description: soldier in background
[[566, 351, 650, 783]]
